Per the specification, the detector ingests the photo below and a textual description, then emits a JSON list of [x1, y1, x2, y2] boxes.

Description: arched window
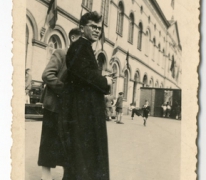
[[149, 78, 154, 87], [162, 49, 165, 68], [145, 31, 148, 56], [171, 55, 175, 78], [47, 35, 62, 62], [97, 53, 107, 75], [168, 53, 170, 72], [148, 16, 150, 24], [140, 6, 143, 14], [82, 0, 93, 11], [152, 37, 156, 61], [145, 29, 150, 57], [154, 24, 156, 31], [155, 81, 159, 88], [158, 43, 161, 65], [142, 74, 148, 87], [101, 0, 109, 25], [116, 1, 124, 35], [48, 35, 62, 51], [123, 70, 129, 100], [26, 13, 36, 70], [111, 64, 118, 97], [128, 13, 134, 43], [137, 22, 143, 50]]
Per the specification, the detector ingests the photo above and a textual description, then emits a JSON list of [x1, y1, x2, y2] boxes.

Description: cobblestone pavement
[[25, 115, 181, 180]]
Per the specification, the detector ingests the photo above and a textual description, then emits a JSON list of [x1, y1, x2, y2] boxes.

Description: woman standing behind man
[[142, 100, 150, 126]]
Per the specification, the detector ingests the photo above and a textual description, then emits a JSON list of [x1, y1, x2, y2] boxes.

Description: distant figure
[[25, 68, 32, 104], [166, 102, 171, 118], [105, 94, 114, 121], [115, 92, 124, 124], [130, 103, 142, 120], [161, 103, 167, 117], [142, 100, 150, 126], [174, 101, 181, 119]]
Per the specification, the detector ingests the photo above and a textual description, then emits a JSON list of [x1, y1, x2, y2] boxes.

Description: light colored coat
[[41, 49, 67, 113]]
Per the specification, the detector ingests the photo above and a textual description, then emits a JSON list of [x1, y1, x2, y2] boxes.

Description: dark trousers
[[131, 109, 142, 117]]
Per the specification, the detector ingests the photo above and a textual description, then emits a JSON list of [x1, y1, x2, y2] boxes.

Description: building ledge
[[32, 39, 47, 49]]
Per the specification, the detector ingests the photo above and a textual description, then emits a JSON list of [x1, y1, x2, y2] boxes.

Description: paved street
[[26, 115, 181, 180]]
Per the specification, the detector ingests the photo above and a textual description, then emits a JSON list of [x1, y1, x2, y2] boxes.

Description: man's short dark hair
[[80, 11, 102, 26], [68, 28, 81, 41], [119, 92, 123, 95]]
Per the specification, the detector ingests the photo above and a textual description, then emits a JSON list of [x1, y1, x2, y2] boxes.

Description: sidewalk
[[26, 115, 181, 180]]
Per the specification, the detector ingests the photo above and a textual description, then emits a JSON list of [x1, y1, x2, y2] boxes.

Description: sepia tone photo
[[12, 0, 199, 180]]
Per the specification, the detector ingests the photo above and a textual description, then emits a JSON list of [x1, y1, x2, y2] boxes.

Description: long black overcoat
[[58, 37, 110, 180]]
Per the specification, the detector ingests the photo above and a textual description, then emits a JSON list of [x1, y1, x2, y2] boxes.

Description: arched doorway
[[132, 71, 140, 104], [97, 53, 107, 75]]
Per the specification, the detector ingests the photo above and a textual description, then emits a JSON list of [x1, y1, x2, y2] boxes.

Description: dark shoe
[[117, 121, 124, 124]]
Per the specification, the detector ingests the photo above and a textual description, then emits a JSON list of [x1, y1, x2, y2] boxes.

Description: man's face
[[81, 20, 102, 43]]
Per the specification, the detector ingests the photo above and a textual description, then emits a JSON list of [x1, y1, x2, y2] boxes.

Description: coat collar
[[79, 37, 92, 46]]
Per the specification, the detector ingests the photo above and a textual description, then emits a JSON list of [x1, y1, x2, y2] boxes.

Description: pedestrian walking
[[142, 100, 150, 126], [130, 103, 142, 120], [166, 102, 171, 118], [174, 101, 181, 119], [38, 28, 81, 180], [161, 103, 167, 117], [115, 92, 124, 124], [105, 94, 114, 121], [58, 11, 114, 180]]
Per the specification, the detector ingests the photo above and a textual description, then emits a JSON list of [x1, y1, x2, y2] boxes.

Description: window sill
[[81, 5, 92, 12], [128, 40, 133, 45], [104, 23, 108, 27], [116, 32, 122, 37]]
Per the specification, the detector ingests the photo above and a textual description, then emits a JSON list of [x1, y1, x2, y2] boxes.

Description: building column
[[135, 83, 142, 107]]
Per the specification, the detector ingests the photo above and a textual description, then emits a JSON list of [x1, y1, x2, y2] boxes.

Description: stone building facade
[[26, 0, 182, 111]]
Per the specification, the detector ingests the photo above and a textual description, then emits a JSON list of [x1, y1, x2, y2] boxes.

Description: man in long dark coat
[[38, 28, 81, 180], [58, 11, 113, 180]]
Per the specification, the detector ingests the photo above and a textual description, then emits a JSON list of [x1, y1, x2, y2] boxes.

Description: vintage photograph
[[21, 0, 196, 179]]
